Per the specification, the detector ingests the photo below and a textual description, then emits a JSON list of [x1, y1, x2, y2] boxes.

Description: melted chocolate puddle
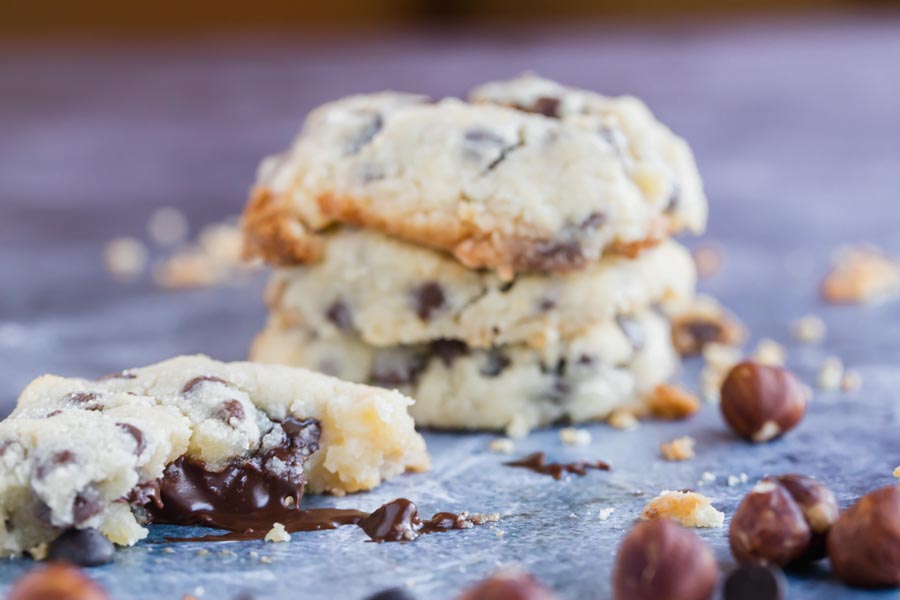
[[166, 498, 490, 543], [504, 451, 610, 480]]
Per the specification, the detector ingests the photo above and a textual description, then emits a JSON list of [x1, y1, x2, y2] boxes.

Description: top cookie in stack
[[245, 74, 707, 437]]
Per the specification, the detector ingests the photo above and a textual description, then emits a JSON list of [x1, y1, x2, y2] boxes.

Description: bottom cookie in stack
[[251, 307, 676, 437]]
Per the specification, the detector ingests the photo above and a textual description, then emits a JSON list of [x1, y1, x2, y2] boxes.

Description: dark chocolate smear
[[144, 418, 321, 532], [504, 452, 610, 481]]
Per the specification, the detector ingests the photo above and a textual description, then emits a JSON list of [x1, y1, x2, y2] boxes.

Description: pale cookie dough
[[265, 228, 695, 349], [0, 355, 428, 557], [251, 308, 677, 437], [244, 80, 706, 277], [469, 73, 706, 239]]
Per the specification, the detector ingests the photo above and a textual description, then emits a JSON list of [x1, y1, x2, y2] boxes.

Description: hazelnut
[[720, 362, 807, 442], [613, 519, 717, 600], [7, 563, 109, 600], [828, 485, 900, 587], [729, 475, 838, 566], [457, 568, 556, 599]]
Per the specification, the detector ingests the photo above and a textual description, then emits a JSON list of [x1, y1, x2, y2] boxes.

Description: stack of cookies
[[244, 74, 707, 437]]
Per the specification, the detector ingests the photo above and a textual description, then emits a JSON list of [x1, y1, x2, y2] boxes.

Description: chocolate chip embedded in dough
[[72, 491, 104, 525], [413, 282, 445, 321], [580, 212, 607, 230], [215, 400, 246, 424], [325, 300, 356, 332], [429, 340, 469, 367], [480, 350, 510, 377], [35, 450, 77, 480], [344, 112, 383, 155], [182, 375, 229, 395], [115, 423, 146, 455], [530, 96, 561, 118]]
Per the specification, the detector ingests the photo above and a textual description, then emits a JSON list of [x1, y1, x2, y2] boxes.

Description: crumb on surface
[[660, 436, 696, 461], [841, 370, 861, 392], [817, 356, 844, 391], [148, 206, 190, 247], [727, 473, 749, 487], [698, 471, 716, 486], [163, 547, 175, 554], [260, 556, 272, 564], [894, 466, 900, 479], [668, 295, 746, 356], [821, 245, 900, 304], [692, 243, 724, 279], [264, 522, 291, 543], [608, 409, 638, 430], [104, 236, 149, 280], [640, 490, 724, 528], [489, 438, 516, 454], [597, 507, 615, 521], [791, 315, 826, 344], [559, 427, 591, 446], [644, 384, 700, 420], [752, 338, 786, 367]]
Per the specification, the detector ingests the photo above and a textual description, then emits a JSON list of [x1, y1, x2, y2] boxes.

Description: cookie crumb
[[489, 438, 516, 454], [260, 556, 272, 564], [841, 370, 861, 392], [668, 295, 746, 356], [817, 356, 844, 391], [660, 436, 696, 461], [196, 548, 209, 556], [27, 543, 48, 561], [608, 409, 638, 430], [264, 522, 291, 543], [559, 427, 591, 446], [752, 338, 786, 367], [821, 245, 900, 304], [163, 547, 175, 554], [894, 466, 900, 479], [597, 507, 615, 521], [791, 315, 826, 344], [698, 471, 716, 487], [644, 384, 700, 420], [640, 490, 724, 528], [147, 206, 189, 247], [104, 236, 148, 281], [692, 243, 724, 279]]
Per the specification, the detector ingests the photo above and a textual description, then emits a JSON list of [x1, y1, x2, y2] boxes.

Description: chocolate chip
[[547, 380, 571, 403], [46, 410, 63, 418], [63, 392, 100, 409], [371, 353, 428, 387], [616, 315, 646, 352], [430, 340, 469, 367], [279, 417, 321, 460], [215, 400, 246, 424], [35, 450, 76, 480], [463, 128, 520, 172], [344, 113, 383, 155], [523, 240, 585, 271], [723, 564, 786, 600], [115, 423, 146, 454], [182, 375, 228, 395], [499, 279, 516, 293], [665, 184, 681, 213], [365, 588, 416, 600], [464, 128, 507, 146], [325, 300, 355, 332], [413, 282, 445, 320], [537, 298, 556, 312], [480, 350, 510, 377], [72, 492, 103, 525], [530, 96, 561, 117], [47, 528, 115, 567], [577, 354, 594, 366], [97, 371, 136, 381], [580, 212, 606, 229]]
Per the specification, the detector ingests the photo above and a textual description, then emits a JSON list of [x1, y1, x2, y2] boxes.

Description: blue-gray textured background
[[2, 15, 900, 599]]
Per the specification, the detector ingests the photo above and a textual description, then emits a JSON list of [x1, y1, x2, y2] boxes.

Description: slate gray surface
[[2, 14, 900, 599]]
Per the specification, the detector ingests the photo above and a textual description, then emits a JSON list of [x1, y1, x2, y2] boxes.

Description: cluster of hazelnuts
[[612, 360, 900, 599]]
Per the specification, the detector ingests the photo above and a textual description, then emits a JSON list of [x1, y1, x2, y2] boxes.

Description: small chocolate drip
[[504, 452, 610, 481], [165, 498, 484, 544]]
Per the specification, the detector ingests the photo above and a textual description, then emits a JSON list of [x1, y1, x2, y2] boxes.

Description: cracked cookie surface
[[244, 78, 706, 277], [0, 355, 428, 557]]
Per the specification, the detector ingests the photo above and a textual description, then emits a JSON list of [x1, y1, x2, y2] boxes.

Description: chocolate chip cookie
[[244, 78, 706, 278], [251, 308, 675, 437], [264, 228, 693, 349], [0, 356, 428, 558]]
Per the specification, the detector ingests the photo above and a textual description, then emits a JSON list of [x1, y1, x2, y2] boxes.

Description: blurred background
[[2, 1, 900, 414]]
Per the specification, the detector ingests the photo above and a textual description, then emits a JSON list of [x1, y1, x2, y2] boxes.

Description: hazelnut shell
[[828, 485, 900, 587], [720, 362, 807, 442], [614, 519, 717, 600], [7, 563, 109, 600]]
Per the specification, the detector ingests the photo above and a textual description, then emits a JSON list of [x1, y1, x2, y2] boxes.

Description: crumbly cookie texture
[[265, 228, 695, 349], [252, 308, 676, 437], [0, 355, 428, 557], [245, 79, 706, 277], [640, 490, 724, 528]]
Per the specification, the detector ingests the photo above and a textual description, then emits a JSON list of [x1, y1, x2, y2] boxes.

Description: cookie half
[[251, 308, 676, 437], [244, 79, 706, 277], [265, 228, 695, 350], [0, 356, 428, 557]]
